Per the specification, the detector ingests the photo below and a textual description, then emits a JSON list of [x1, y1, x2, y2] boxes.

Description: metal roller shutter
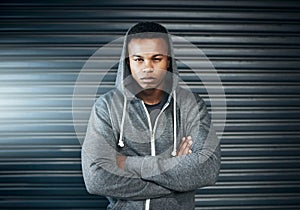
[[0, 0, 299, 209]]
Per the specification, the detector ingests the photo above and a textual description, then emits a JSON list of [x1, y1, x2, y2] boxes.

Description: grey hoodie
[[81, 28, 221, 210]]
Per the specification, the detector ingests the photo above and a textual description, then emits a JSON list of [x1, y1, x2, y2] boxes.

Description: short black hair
[[126, 22, 170, 53], [127, 22, 168, 35]]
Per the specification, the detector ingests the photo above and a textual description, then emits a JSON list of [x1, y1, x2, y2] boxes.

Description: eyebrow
[[131, 54, 165, 58]]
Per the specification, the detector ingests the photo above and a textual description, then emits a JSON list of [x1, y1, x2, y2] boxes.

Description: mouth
[[140, 77, 156, 83]]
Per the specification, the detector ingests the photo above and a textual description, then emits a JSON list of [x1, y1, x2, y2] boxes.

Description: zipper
[[141, 100, 170, 155], [141, 101, 155, 156], [141, 100, 171, 210]]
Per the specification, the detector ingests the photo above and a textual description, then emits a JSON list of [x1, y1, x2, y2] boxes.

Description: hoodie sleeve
[[81, 101, 173, 200], [125, 95, 221, 192]]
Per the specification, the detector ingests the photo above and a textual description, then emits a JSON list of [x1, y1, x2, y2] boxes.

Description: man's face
[[127, 38, 169, 90]]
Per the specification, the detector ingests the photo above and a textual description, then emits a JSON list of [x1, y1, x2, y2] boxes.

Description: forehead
[[128, 38, 168, 56]]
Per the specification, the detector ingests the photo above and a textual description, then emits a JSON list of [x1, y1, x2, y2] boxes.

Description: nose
[[143, 59, 154, 73]]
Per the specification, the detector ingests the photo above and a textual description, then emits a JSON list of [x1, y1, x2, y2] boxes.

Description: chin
[[139, 84, 156, 90]]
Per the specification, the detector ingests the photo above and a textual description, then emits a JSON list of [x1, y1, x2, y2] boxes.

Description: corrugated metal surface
[[1, 0, 300, 209]]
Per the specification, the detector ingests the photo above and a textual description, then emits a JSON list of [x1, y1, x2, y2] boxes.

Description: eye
[[153, 57, 162, 62], [133, 58, 143, 62]]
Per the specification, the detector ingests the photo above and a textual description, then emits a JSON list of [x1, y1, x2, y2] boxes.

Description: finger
[[177, 137, 188, 156], [187, 136, 193, 154], [178, 137, 186, 149], [182, 137, 192, 155], [178, 137, 192, 156], [187, 136, 193, 153], [177, 137, 186, 156]]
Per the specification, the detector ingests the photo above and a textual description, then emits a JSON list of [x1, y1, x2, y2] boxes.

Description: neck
[[138, 89, 164, 105]]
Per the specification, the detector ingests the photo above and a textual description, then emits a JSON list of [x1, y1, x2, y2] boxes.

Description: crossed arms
[[81, 95, 220, 200]]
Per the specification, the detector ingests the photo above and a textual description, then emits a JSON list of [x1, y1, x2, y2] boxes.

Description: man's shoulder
[[176, 87, 204, 104], [94, 88, 122, 107]]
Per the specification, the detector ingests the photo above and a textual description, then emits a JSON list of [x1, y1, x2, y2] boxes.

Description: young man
[[81, 22, 221, 210]]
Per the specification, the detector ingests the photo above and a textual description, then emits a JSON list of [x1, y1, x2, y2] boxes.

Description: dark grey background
[[0, 0, 300, 209]]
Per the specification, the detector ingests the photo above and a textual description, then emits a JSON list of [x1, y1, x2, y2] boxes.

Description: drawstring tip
[[171, 150, 177, 157], [118, 140, 124, 147]]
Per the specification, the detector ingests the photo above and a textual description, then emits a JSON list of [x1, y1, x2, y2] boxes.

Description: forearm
[[146, 145, 220, 191], [82, 148, 173, 200], [125, 129, 221, 192], [125, 147, 220, 192]]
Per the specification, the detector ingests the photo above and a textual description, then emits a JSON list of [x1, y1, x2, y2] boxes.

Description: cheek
[[161, 70, 168, 78], [157, 60, 169, 70], [156, 68, 167, 80], [129, 61, 138, 74], [129, 63, 143, 82]]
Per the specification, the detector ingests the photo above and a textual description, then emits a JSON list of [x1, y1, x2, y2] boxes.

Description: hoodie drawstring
[[171, 90, 177, 157], [118, 96, 127, 148]]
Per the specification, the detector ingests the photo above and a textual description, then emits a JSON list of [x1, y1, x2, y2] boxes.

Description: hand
[[177, 136, 193, 156], [116, 155, 127, 170]]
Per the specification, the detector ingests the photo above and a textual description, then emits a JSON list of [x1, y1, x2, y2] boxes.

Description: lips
[[140, 77, 156, 83]]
